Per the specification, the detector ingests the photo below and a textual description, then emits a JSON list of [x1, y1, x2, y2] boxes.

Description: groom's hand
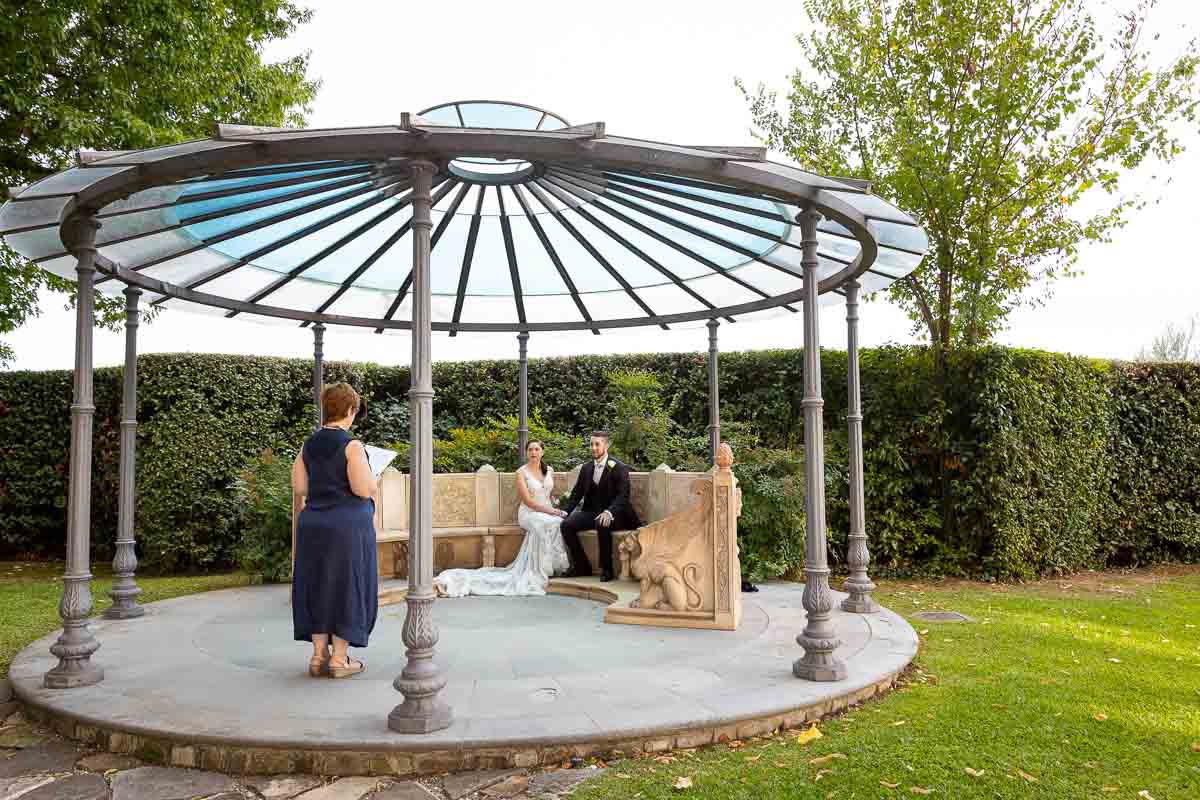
[[597, 510, 614, 528]]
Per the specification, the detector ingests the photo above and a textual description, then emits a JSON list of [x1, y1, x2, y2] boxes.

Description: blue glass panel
[[465, 218, 518, 296], [175, 173, 365, 222], [459, 102, 544, 130], [179, 165, 368, 197], [420, 106, 462, 126], [4, 226, 65, 260], [868, 220, 928, 254], [184, 182, 372, 243], [560, 208, 672, 290], [0, 196, 70, 233], [538, 212, 621, 293], [428, 209, 471, 294], [21, 166, 135, 197], [250, 196, 404, 275], [872, 246, 924, 277], [302, 210, 413, 290], [600, 198, 747, 269], [613, 189, 778, 252], [605, 180, 789, 240], [504, 215, 570, 296], [828, 190, 914, 223], [202, 189, 383, 262], [614, 172, 784, 218]]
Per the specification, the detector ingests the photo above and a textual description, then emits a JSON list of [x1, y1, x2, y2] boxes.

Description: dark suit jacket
[[562, 457, 642, 530]]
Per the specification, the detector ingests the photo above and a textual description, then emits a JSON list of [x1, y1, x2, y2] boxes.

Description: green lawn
[[0, 560, 248, 678], [578, 568, 1200, 800], [3, 562, 1198, 797]]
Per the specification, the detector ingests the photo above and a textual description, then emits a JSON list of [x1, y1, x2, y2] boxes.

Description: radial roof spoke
[[0, 100, 927, 333], [544, 170, 797, 312], [373, 178, 461, 332], [525, 182, 665, 329]]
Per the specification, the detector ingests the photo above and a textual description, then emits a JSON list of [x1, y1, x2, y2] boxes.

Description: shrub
[[231, 448, 296, 583]]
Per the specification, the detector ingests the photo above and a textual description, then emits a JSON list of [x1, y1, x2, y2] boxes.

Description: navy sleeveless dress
[[292, 427, 378, 648]]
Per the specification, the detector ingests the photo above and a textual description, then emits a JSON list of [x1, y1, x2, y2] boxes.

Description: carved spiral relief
[[716, 486, 730, 613]]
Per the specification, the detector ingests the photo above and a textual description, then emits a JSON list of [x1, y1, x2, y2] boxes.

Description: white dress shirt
[[593, 457, 606, 484]]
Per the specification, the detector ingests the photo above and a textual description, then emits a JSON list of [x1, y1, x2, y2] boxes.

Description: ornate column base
[[841, 581, 880, 614], [793, 568, 846, 682], [841, 533, 879, 613], [105, 542, 143, 619], [389, 594, 453, 734], [45, 576, 103, 689]]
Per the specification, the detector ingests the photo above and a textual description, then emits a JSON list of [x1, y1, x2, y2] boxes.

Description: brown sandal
[[308, 651, 330, 677], [329, 656, 365, 679]]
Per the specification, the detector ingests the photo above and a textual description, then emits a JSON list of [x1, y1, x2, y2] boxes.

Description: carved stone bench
[[293, 462, 721, 582]]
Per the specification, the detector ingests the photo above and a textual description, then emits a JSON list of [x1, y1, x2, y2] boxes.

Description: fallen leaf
[[726, 740, 744, 749], [1138, 792, 1155, 800], [1017, 769, 1038, 783], [795, 725, 823, 745], [616, 773, 632, 779], [1102, 787, 1120, 792], [674, 776, 693, 790], [744, 755, 761, 763], [892, 720, 908, 726], [919, 629, 929, 635], [1040, 678, 1057, 685], [1192, 742, 1200, 753], [881, 781, 900, 789], [774, 762, 787, 768], [809, 753, 847, 766], [1108, 658, 1122, 663], [655, 756, 677, 765], [964, 767, 985, 777], [814, 768, 832, 781], [910, 788, 933, 795], [1083, 761, 1099, 769], [1095, 713, 1108, 721]]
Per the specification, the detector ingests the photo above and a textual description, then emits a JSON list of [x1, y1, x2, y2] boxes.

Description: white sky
[[6, 0, 1199, 371]]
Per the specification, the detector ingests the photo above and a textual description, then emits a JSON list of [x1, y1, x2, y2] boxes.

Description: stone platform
[[10, 580, 917, 777]]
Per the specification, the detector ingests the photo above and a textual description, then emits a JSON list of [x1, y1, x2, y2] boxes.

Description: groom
[[559, 431, 641, 582]]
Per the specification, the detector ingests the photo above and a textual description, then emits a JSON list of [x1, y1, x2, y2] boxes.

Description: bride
[[434, 441, 571, 597]]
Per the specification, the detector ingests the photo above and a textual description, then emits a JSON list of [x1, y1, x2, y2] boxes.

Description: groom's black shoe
[[600, 571, 615, 583], [741, 579, 759, 593]]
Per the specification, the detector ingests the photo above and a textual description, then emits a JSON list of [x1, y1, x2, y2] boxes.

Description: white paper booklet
[[364, 445, 400, 478]]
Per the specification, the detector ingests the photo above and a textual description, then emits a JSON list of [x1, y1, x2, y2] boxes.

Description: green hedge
[[1, 347, 1197, 578]]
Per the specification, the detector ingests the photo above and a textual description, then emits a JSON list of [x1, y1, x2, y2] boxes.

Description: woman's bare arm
[[292, 452, 308, 497], [345, 440, 378, 499]]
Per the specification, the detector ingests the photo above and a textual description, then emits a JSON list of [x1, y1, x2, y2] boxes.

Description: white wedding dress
[[433, 465, 571, 597]]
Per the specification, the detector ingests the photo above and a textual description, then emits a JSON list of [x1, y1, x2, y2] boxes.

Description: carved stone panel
[[432, 475, 476, 527], [630, 474, 649, 522], [498, 474, 520, 526]]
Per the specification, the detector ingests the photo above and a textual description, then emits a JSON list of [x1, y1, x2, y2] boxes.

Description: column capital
[[122, 286, 143, 300], [410, 159, 438, 177], [62, 215, 100, 252]]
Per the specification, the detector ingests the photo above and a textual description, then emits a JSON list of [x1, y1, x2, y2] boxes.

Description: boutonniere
[[607, 460, 615, 468]]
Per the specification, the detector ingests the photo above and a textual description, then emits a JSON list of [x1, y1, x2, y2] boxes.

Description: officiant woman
[[291, 381, 378, 679]]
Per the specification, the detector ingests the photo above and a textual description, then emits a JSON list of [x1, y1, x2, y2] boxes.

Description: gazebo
[[0, 101, 927, 737]]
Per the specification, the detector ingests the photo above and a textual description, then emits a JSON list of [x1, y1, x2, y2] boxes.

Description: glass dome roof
[[0, 101, 928, 334]]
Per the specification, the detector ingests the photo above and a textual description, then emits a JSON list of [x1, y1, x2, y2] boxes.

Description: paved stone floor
[[9, 581, 917, 775], [0, 698, 602, 799]]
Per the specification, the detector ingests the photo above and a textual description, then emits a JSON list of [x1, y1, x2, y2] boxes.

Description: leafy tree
[[740, 0, 1199, 358], [0, 0, 320, 365], [1138, 313, 1198, 361]]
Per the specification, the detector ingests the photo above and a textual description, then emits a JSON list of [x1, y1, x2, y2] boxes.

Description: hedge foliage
[[1, 347, 1197, 579]]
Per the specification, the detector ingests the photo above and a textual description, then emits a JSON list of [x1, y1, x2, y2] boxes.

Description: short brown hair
[[590, 430, 610, 441], [321, 382, 360, 422]]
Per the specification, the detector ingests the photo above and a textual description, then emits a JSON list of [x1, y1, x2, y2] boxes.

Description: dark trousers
[[560, 510, 613, 576]]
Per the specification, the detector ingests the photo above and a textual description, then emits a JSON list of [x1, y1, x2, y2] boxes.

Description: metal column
[[45, 216, 104, 688], [841, 281, 879, 613], [707, 319, 720, 465], [792, 206, 846, 682], [105, 287, 144, 620], [390, 161, 453, 733], [517, 331, 529, 460], [312, 322, 325, 430]]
